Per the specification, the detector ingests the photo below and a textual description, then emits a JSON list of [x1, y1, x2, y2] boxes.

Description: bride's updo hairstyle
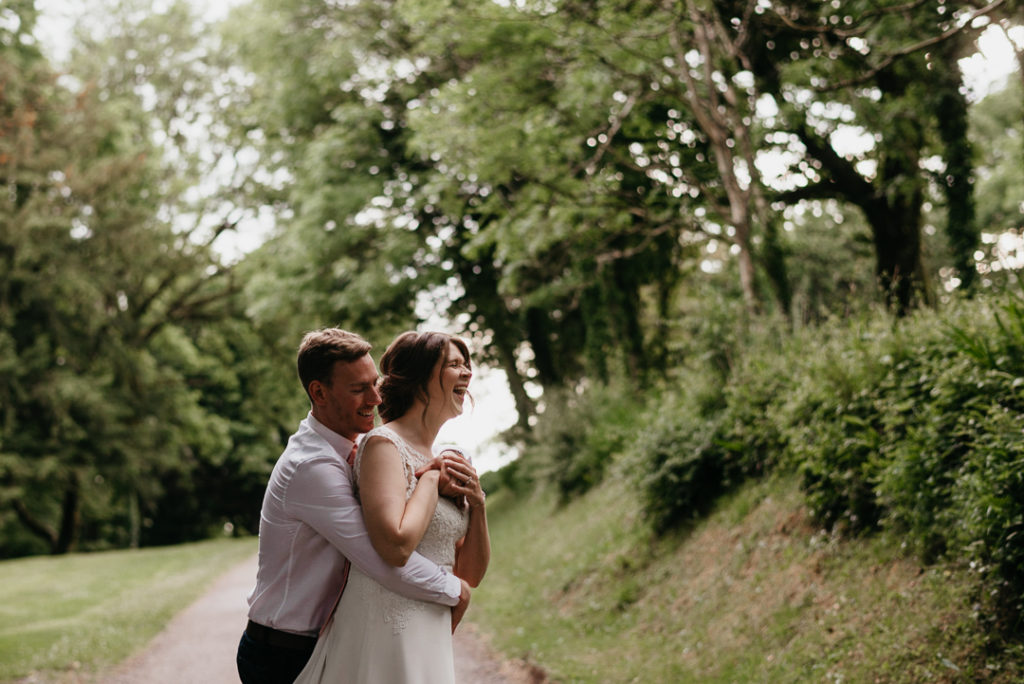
[[378, 331, 471, 423]]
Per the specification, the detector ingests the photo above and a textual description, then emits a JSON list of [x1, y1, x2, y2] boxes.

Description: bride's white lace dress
[[294, 426, 469, 684]]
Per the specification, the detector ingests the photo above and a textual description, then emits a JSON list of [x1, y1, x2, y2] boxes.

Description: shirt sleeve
[[286, 457, 461, 607]]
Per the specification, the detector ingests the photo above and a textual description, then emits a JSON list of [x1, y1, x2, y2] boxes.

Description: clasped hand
[[415, 449, 485, 509]]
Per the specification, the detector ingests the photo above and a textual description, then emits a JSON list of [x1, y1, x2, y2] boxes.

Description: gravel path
[[85, 554, 545, 684]]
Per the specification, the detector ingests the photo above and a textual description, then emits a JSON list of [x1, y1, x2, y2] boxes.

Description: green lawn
[[0, 537, 256, 682]]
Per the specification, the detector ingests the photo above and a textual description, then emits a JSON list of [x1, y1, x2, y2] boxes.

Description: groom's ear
[[307, 379, 327, 406]]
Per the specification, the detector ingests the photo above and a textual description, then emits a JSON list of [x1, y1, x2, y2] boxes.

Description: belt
[[245, 620, 317, 651]]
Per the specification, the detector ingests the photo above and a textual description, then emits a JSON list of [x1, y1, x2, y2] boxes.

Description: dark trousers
[[236, 628, 317, 684]]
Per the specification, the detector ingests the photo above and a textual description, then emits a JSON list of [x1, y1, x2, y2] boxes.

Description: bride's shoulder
[[358, 427, 421, 479], [363, 425, 391, 439], [360, 425, 410, 454], [362, 425, 396, 446]]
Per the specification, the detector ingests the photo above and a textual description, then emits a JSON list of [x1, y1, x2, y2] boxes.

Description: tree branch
[[820, 0, 1008, 91]]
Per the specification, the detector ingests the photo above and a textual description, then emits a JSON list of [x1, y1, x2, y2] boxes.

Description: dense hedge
[[503, 295, 1024, 633], [638, 297, 1024, 631]]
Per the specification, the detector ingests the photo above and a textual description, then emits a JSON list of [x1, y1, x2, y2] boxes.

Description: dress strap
[[354, 426, 426, 497]]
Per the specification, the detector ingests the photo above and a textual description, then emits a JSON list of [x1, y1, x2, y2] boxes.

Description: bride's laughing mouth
[[451, 384, 469, 411]]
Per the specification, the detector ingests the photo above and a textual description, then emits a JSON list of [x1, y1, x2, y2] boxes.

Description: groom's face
[[315, 354, 381, 440]]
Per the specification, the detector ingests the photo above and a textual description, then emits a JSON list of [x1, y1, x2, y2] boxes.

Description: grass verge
[[469, 470, 1021, 683], [0, 536, 256, 682]]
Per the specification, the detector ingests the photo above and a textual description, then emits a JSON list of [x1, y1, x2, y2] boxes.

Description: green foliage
[[778, 299, 1024, 629], [624, 294, 1024, 633], [635, 398, 730, 534], [215, 0, 1022, 439], [528, 383, 638, 503], [478, 457, 532, 501], [635, 346, 790, 534], [14, 0, 1021, 605], [0, 1, 289, 557], [472, 469, 1024, 682]]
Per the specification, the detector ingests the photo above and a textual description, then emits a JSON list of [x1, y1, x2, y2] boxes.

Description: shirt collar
[[306, 412, 357, 460]]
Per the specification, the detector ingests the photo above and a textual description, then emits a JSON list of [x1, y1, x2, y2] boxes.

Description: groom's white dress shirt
[[245, 413, 461, 637]]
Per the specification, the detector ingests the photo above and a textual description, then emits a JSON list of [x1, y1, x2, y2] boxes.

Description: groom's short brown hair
[[297, 328, 372, 400]]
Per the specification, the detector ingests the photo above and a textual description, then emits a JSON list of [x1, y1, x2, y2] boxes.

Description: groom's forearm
[[332, 522, 461, 606], [326, 518, 461, 606], [386, 551, 462, 606], [290, 460, 460, 607]]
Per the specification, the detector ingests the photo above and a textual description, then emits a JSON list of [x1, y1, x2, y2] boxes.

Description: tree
[[0, 0, 281, 555], [402, 1, 707, 386], [743, 0, 996, 312], [222, 0, 560, 426], [969, 73, 1024, 287]]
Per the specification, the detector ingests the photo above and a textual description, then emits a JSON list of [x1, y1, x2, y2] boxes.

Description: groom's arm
[[288, 458, 461, 607]]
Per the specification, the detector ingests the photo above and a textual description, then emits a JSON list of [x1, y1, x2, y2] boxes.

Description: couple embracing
[[237, 328, 490, 684]]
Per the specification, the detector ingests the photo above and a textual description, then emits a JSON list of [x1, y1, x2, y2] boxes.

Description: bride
[[295, 331, 490, 684]]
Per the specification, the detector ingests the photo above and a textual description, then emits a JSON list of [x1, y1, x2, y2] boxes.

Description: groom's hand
[[415, 455, 457, 496], [451, 578, 471, 633], [415, 456, 445, 481]]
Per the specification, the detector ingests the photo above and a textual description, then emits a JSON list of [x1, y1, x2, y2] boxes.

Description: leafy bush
[[531, 294, 1024, 632], [779, 299, 1024, 630], [635, 403, 731, 534], [635, 356, 790, 534], [479, 457, 532, 499], [718, 352, 791, 477], [781, 326, 900, 536], [634, 295, 1024, 631], [954, 403, 1024, 630], [529, 383, 638, 502]]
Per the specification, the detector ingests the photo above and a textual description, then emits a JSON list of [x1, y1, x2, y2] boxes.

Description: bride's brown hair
[[378, 331, 471, 423]]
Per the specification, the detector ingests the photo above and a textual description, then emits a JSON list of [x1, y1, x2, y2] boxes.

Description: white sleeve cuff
[[441, 571, 462, 606]]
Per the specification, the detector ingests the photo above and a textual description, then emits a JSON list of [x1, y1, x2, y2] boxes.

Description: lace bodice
[[353, 426, 468, 569]]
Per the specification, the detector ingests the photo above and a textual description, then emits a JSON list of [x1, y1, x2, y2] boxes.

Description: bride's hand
[[441, 450, 485, 509]]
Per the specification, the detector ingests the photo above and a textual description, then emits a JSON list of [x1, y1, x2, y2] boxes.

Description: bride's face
[[430, 341, 472, 418]]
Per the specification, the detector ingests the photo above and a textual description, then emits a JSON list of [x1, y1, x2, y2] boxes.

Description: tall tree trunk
[[671, 3, 762, 313], [863, 195, 930, 316], [453, 241, 536, 429], [791, 120, 931, 315], [933, 54, 978, 291], [525, 307, 561, 386], [492, 336, 534, 433], [580, 281, 611, 383], [610, 260, 648, 388], [54, 471, 80, 554], [759, 210, 793, 318], [10, 470, 80, 554], [130, 489, 141, 549]]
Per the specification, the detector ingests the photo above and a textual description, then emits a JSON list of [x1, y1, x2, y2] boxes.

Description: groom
[[236, 328, 471, 684]]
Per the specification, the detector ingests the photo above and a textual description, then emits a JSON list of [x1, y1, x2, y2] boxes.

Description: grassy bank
[[470, 470, 1021, 682], [0, 537, 256, 682]]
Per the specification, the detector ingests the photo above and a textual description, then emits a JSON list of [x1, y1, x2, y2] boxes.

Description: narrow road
[[97, 554, 544, 683]]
